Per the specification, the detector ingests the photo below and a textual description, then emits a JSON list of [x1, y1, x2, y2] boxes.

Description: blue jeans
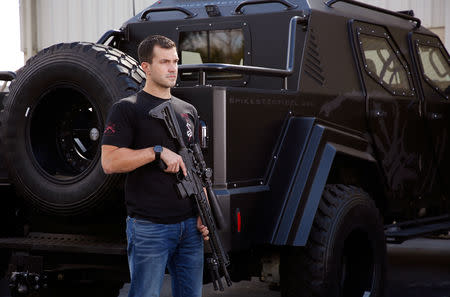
[[126, 216, 204, 297]]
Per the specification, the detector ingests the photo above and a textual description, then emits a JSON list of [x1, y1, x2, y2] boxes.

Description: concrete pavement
[[117, 237, 450, 297], [1, 237, 449, 297]]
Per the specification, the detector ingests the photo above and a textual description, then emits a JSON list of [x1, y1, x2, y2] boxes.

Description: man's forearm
[[102, 146, 155, 174]]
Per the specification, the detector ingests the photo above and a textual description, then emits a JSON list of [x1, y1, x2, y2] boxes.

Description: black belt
[[128, 213, 148, 221]]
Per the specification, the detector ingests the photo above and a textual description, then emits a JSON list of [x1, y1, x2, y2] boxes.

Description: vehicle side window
[[359, 34, 412, 94], [179, 29, 244, 81], [417, 44, 450, 97], [353, 21, 414, 96]]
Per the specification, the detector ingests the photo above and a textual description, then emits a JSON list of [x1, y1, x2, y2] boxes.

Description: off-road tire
[[0, 42, 145, 216], [280, 184, 386, 297]]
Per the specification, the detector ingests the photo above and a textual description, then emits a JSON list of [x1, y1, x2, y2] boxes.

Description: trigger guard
[[176, 170, 184, 181]]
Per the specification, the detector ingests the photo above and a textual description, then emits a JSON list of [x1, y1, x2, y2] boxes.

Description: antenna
[[132, 0, 136, 16]]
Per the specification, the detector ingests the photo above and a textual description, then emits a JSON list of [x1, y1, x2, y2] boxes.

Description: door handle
[[371, 110, 387, 118], [427, 112, 443, 120]]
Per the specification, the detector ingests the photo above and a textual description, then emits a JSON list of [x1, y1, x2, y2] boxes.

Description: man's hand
[[160, 147, 187, 176], [197, 216, 209, 241]]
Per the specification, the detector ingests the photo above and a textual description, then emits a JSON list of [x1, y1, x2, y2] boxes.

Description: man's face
[[142, 46, 179, 89]]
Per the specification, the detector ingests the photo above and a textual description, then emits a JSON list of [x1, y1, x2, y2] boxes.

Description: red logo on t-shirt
[[104, 123, 116, 135]]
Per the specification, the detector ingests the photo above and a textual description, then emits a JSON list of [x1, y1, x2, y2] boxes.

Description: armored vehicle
[[1, 0, 450, 296]]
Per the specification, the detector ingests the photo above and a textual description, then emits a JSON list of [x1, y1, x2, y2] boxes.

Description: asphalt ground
[[118, 238, 450, 297], [385, 238, 450, 297], [1, 237, 450, 297]]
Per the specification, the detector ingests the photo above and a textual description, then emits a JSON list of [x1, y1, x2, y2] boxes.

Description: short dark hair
[[138, 35, 176, 64]]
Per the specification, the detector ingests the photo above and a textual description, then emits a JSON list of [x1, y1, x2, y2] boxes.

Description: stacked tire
[[0, 42, 145, 216]]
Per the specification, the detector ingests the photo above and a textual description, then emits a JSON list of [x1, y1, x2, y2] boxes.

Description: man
[[101, 35, 209, 297]]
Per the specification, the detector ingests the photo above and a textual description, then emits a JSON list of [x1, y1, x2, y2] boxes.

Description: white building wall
[[446, 0, 450, 50], [360, 0, 447, 47], [20, 0, 156, 59], [20, 0, 449, 60], [360, 0, 444, 28]]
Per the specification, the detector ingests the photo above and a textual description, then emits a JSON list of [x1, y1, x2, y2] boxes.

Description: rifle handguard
[[149, 102, 232, 290]]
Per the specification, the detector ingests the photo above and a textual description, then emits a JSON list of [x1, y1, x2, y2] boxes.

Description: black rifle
[[149, 101, 232, 291]]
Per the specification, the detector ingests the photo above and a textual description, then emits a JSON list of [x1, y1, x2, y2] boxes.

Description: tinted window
[[179, 29, 244, 80], [417, 45, 450, 95], [360, 34, 411, 92]]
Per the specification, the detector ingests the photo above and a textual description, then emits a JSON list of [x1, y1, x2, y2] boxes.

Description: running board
[[0, 232, 126, 255], [385, 215, 450, 244]]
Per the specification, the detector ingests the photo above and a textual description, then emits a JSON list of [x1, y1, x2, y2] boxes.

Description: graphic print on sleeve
[[104, 123, 116, 135], [181, 113, 193, 142]]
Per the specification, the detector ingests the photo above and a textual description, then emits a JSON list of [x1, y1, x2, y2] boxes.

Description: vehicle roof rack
[[325, 0, 421, 28], [397, 10, 415, 17], [234, 0, 298, 15], [140, 6, 197, 21], [0, 71, 16, 82]]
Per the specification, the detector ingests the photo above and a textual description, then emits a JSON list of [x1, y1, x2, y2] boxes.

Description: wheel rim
[[29, 84, 102, 182]]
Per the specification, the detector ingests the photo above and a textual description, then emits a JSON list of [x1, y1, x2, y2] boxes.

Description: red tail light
[[236, 208, 241, 233]]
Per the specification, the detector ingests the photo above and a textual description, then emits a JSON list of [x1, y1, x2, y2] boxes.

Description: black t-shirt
[[102, 90, 199, 224]]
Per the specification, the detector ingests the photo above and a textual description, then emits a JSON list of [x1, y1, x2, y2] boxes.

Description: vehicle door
[[351, 21, 435, 216], [409, 33, 450, 208]]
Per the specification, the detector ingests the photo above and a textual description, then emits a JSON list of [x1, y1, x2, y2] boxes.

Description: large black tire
[[0, 42, 145, 216], [280, 184, 386, 297]]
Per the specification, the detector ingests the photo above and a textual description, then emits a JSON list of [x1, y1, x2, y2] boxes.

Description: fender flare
[[265, 117, 379, 246]]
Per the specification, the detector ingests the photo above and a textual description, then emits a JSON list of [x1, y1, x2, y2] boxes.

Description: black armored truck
[[1, 0, 450, 296]]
